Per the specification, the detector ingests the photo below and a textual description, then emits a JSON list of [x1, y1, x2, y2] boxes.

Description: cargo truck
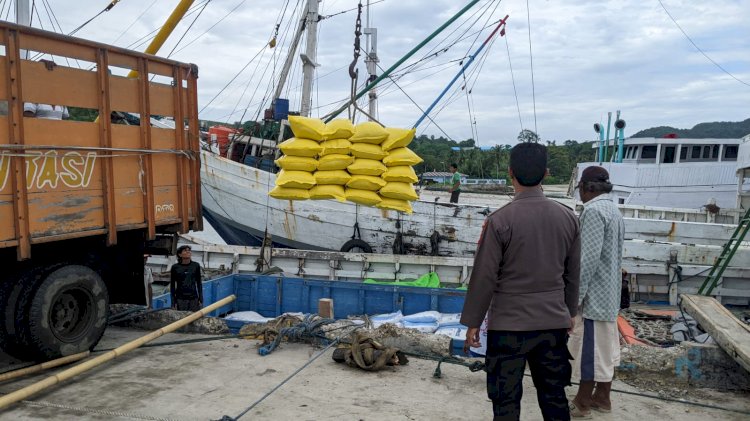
[[0, 22, 201, 360]]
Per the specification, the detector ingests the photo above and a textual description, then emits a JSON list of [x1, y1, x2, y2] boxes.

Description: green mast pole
[[324, 0, 481, 122]]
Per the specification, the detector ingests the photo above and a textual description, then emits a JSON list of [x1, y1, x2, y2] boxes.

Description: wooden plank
[[20, 33, 97, 62], [150, 83, 175, 117], [186, 65, 201, 229], [138, 58, 156, 239], [96, 49, 117, 246], [110, 74, 140, 113], [6, 29, 30, 260], [21, 60, 98, 109], [624, 219, 736, 246], [681, 294, 750, 373], [173, 66, 188, 233], [0, 51, 7, 100]]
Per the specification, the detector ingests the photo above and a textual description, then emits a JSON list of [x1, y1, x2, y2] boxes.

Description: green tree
[[517, 129, 540, 143]]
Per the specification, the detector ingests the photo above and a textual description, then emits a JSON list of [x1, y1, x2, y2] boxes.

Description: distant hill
[[632, 118, 750, 138]]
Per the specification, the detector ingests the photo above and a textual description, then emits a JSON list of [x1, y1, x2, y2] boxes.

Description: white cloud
[[21, 0, 750, 144]]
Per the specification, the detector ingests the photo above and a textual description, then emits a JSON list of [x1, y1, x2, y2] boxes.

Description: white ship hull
[[200, 151, 742, 256]]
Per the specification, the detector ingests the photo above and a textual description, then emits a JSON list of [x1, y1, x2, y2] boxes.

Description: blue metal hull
[[152, 274, 468, 352]]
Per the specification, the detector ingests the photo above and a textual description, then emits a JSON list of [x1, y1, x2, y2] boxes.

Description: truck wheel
[[26, 265, 108, 360], [0, 274, 26, 358], [1, 266, 60, 359]]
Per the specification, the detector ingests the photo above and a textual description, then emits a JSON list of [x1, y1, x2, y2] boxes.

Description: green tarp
[[364, 272, 441, 288]]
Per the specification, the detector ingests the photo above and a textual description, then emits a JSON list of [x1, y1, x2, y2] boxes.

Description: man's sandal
[[590, 402, 612, 413], [569, 401, 593, 419]]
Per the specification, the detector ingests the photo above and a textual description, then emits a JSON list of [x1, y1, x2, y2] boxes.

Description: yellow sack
[[346, 188, 382, 206], [320, 138, 352, 156], [275, 155, 318, 172], [325, 119, 355, 140], [279, 137, 322, 157], [269, 186, 310, 200], [350, 143, 387, 160], [288, 116, 326, 141], [309, 185, 346, 201], [383, 166, 419, 183], [275, 170, 316, 189], [380, 182, 419, 201], [376, 197, 413, 214], [314, 170, 351, 185], [349, 122, 388, 144], [347, 158, 387, 176], [382, 127, 416, 152], [318, 154, 354, 171], [346, 175, 387, 191], [383, 147, 423, 166]]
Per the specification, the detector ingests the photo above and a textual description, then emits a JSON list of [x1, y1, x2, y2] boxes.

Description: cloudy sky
[[15, 0, 750, 145]]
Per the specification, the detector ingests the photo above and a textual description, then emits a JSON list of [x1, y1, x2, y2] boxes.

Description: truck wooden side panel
[[0, 22, 201, 259]]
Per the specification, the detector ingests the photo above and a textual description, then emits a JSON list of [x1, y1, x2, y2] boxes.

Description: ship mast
[[363, 0, 379, 120], [273, 0, 320, 117], [16, 0, 30, 58], [299, 0, 320, 117]]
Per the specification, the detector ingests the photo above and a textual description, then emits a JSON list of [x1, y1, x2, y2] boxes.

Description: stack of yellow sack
[[270, 116, 422, 214]]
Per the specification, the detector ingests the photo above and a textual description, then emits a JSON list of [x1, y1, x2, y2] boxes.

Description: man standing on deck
[[449, 163, 461, 203], [568, 166, 625, 418], [170, 245, 203, 311], [461, 142, 581, 421]]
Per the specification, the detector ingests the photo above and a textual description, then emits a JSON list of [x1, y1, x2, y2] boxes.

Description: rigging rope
[[199, 43, 267, 114], [172, 0, 247, 56], [110, 0, 158, 44], [657, 0, 750, 88], [504, 31, 524, 132], [68, 0, 121, 36], [525, 0, 538, 134], [164, 0, 212, 59], [320, 0, 386, 20]]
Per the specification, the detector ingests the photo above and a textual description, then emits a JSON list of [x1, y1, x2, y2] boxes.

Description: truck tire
[[26, 265, 108, 360], [1, 265, 61, 359], [0, 275, 25, 357], [340, 239, 372, 254]]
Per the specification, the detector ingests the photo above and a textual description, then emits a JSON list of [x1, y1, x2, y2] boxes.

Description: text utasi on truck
[[0, 22, 202, 360]]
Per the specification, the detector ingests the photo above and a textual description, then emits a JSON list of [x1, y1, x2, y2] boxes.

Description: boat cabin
[[614, 138, 740, 165], [576, 137, 745, 209]]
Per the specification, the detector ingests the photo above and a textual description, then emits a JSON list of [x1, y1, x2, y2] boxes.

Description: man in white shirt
[[568, 166, 625, 418], [23, 103, 69, 120]]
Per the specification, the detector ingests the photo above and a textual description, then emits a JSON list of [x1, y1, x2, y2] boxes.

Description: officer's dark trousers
[[485, 329, 571, 421]]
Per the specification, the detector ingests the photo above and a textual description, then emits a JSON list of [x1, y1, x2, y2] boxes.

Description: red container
[[208, 126, 239, 157]]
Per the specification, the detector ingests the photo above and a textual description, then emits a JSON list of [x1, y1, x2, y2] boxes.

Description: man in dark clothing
[[170, 245, 203, 311], [461, 142, 581, 421], [448, 163, 461, 203]]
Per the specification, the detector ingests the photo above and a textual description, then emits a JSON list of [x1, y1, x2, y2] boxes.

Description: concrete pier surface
[[1, 327, 749, 420]]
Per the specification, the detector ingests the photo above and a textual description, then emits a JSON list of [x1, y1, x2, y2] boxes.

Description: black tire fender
[[27, 265, 109, 360], [340, 239, 373, 254]]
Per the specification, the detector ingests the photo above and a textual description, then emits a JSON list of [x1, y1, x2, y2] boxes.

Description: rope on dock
[[21, 400, 180, 421], [216, 325, 362, 421]]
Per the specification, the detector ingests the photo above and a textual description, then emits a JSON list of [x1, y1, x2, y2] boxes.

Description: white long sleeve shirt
[[578, 194, 625, 322]]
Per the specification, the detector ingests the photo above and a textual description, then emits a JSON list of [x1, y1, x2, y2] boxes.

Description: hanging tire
[[26, 265, 109, 360], [340, 239, 373, 254]]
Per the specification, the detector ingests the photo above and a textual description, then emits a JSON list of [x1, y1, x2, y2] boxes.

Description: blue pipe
[[604, 112, 612, 162], [598, 129, 605, 163], [414, 16, 509, 129], [615, 110, 624, 163]]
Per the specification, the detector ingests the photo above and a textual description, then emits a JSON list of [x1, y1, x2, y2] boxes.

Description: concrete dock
[[1, 327, 749, 420]]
